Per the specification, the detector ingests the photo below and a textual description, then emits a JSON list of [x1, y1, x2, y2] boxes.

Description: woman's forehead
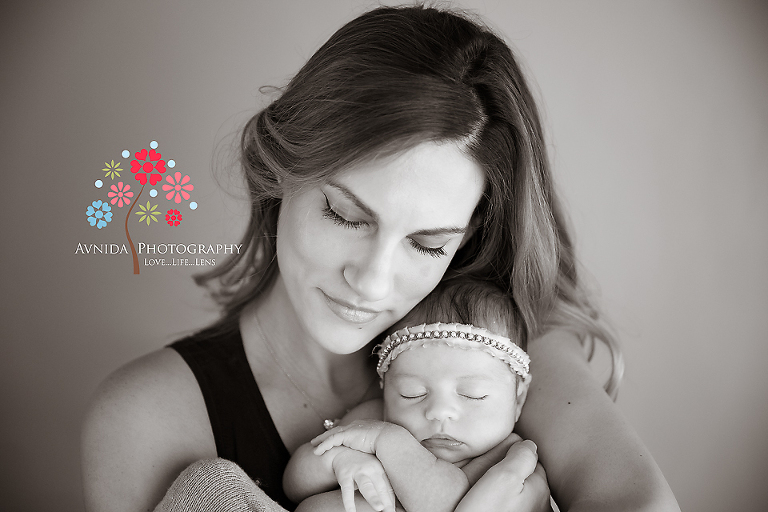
[[330, 141, 485, 228]]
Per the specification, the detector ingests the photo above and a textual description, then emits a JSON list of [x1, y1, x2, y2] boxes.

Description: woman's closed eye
[[322, 194, 367, 229], [322, 192, 449, 257], [408, 238, 447, 258]]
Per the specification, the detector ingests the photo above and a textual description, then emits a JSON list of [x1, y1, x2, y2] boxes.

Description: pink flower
[[166, 209, 182, 227], [131, 148, 166, 186], [108, 182, 134, 207], [162, 172, 194, 203]]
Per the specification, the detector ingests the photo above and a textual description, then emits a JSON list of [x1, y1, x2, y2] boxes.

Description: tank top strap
[[170, 322, 294, 509]]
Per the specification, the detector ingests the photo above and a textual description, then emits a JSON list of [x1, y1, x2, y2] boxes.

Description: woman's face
[[275, 141, 485, 354]]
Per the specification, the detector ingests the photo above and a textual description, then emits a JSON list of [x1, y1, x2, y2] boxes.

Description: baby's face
[[383, 344, 520, 466]]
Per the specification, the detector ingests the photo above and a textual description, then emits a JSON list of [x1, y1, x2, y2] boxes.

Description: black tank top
[[170, 322, 295, 510]]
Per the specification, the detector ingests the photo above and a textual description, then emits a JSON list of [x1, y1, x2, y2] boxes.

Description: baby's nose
[[424, 397, 459, 422]]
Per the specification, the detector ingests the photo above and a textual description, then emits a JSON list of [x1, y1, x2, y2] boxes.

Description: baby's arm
[[297, 490, 406, 512], [284, 399, 395, 511], [283, 443, 348, 501], [313, 420, 471, 512]]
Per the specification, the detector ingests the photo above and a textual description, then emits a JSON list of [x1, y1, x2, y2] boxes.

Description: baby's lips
[[425, 433, 459, 442], [421, 434, 464, 449]]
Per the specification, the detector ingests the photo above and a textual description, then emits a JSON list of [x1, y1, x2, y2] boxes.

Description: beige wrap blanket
[[154, 458, 290, 512]]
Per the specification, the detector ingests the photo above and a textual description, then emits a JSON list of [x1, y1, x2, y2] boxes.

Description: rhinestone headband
[[375, 322, 531, 382]]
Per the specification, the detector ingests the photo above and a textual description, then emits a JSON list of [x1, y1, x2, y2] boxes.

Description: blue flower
[[86, 199, 113, 229]]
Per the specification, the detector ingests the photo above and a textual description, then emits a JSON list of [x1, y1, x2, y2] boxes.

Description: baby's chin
[[422, 445, 481, 467], [450, 456, 474, 468]]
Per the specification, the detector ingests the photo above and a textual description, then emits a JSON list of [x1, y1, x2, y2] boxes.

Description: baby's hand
[[311, 420, 394, 456], [331, 448, 396, 512]]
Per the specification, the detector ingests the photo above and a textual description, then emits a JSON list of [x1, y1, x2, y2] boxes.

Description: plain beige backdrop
[[1, 0, 766, 510]]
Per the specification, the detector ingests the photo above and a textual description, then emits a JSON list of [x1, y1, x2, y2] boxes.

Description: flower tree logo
[[85, 140, 198, 274]]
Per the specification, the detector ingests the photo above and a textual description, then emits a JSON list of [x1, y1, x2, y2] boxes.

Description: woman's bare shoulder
[[81, 348, 216, 512], [518, 330, 680, 511]]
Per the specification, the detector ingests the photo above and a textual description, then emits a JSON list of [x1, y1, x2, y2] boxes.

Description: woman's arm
[[81, 349, 217, 512], [516, 330, 680, 512]]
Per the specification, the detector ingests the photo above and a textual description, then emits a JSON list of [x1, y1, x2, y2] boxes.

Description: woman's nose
[[343, 240, 395, 302], [424, 396, 459, 422]]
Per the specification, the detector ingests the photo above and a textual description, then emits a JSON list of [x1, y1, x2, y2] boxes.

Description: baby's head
[[375, 278, 531, 465]]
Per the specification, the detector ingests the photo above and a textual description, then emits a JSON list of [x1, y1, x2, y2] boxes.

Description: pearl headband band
[[375, 322, 531, 383]]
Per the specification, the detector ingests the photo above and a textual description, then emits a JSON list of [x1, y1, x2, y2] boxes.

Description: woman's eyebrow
[[410, 226, 467, 237], [327, 181, 468, 236], [327, 182, 379, 220]]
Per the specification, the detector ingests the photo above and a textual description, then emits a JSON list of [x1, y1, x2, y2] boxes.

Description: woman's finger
[[498, 439, 539, 486], [521, 463, 553, 512], [522, 462, 548, 493]]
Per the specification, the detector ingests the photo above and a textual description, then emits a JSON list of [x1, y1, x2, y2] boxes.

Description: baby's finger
[[311, 426, 344, 446], [372, 473, 396, 512], [313, 436, 343, 455], [356, 475, 384, 511], [339, 477, 357, 512]]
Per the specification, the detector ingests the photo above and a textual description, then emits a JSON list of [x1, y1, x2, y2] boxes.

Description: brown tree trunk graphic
[[124, 184, 145, 275]]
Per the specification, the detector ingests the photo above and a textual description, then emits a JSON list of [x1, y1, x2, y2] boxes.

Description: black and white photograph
[[1, 1, 766, 511]]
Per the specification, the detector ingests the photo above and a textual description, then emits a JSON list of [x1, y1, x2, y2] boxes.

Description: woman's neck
[[240, 274, 377, 406]]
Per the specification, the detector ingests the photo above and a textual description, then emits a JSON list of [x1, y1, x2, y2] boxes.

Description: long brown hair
[[197, 5, 623, 397]]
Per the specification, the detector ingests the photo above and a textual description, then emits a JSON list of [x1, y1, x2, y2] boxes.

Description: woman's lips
[[322, 291, 381, 324]]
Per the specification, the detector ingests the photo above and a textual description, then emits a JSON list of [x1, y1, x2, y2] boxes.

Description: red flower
[[131, 148, 166, 186], [166, 209, 182, 227]]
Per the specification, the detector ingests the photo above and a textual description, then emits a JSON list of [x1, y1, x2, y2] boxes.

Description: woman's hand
[[460, 432, 524, 486], [331, 448, 397, 512], [456, 439, 552, 512]]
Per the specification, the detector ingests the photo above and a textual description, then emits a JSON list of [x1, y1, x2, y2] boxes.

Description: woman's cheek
[[403, 256, 451, 302]]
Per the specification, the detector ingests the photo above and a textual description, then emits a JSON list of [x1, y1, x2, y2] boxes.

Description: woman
[[81, 5, 680, 512]]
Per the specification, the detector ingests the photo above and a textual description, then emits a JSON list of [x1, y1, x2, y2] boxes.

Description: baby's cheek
[[382, 402, 418, 435], [481, 402, 518, 436], [382, 402, 404, 426], [382, 402, 392, 422]]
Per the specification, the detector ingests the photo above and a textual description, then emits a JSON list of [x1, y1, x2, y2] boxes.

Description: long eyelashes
[[399, 393, 487, 400], [322, 193, 447, 257], [322, 196, 366, 229], [409, 240, 447, 258]]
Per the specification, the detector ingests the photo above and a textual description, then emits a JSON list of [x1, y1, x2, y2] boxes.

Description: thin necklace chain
[[253, 313, 375, 429]]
